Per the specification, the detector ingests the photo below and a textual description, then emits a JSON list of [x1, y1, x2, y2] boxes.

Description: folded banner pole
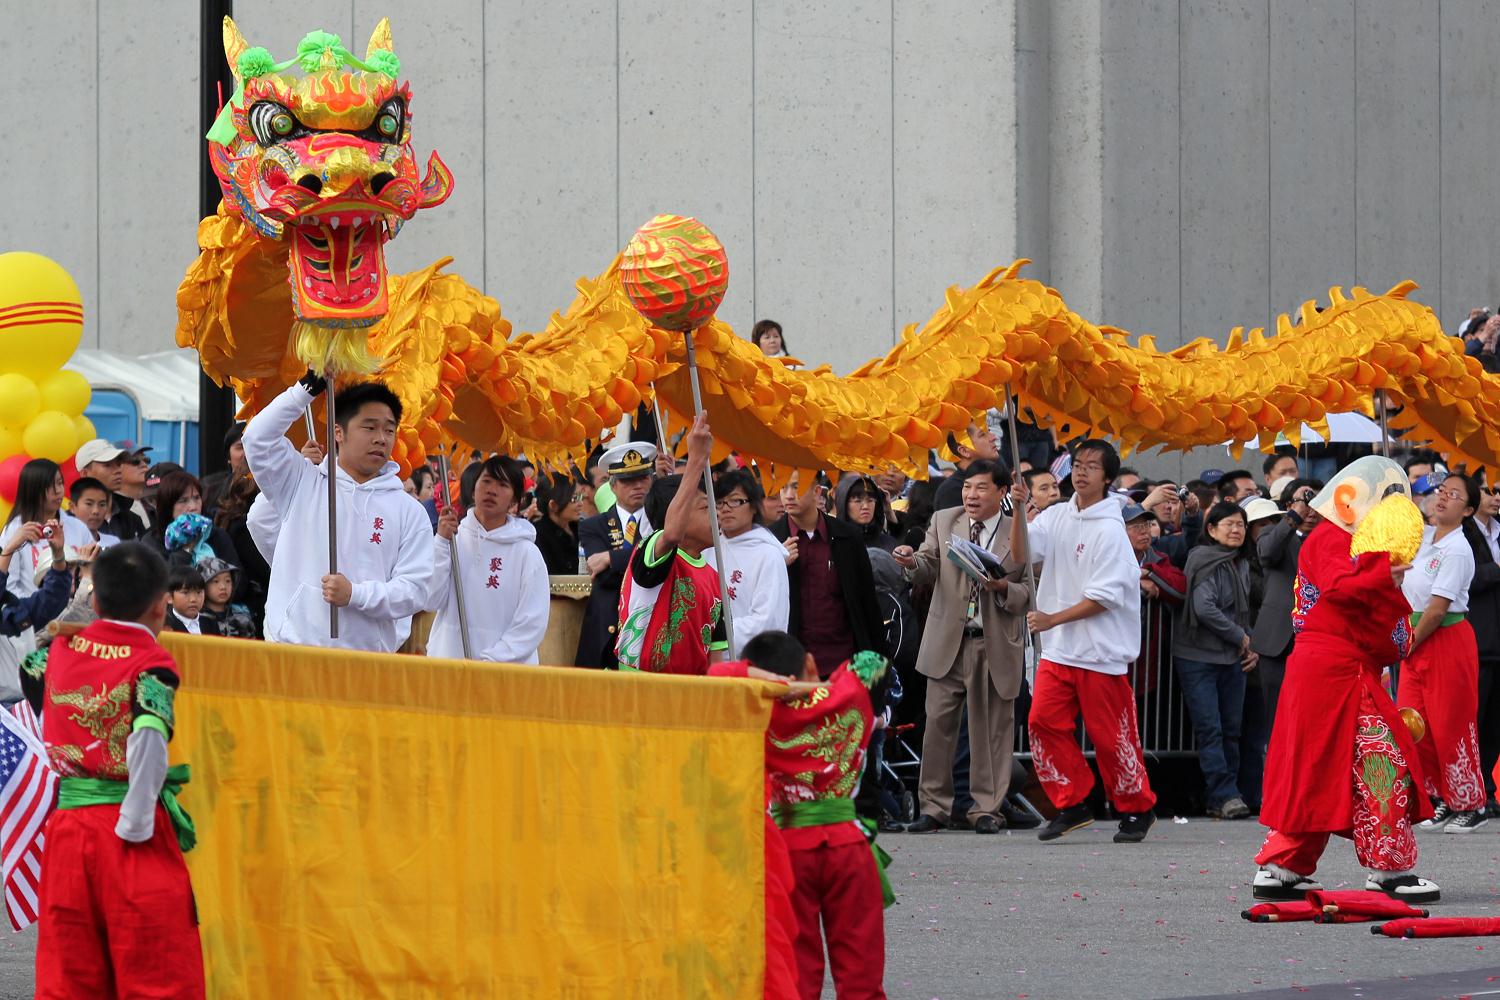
[[303, 408, 318, 446], [682, 329, 735, 654], [436, 447, 473, 659]]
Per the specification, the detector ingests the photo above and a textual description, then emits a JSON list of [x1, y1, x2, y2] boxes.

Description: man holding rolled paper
[[893, 459, 1031, 834]]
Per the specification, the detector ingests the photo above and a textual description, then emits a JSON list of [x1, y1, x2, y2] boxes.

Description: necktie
[[968, 518, 984, 623], [624, 515, 638, 546]]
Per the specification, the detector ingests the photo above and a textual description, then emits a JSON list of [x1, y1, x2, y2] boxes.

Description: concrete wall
[[0, 1, 1485, 472]]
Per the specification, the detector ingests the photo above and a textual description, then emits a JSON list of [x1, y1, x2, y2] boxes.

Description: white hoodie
[[1026, 494, 1140, 675], [427, 511, 550, 663], [244, 383, 434, 652], [705, 525, 791, 659]]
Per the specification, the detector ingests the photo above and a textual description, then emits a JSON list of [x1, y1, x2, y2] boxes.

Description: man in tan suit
[[894, 460, 1031, 833]]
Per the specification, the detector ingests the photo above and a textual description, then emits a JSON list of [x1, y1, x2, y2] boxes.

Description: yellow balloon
[[0, 425, 22, 459], [39, 370, 90, 417], [0, 500, 13, 526], [0, 373, 40, 427], [72, 414, 95, 446], [0, 253, 84, 379], [22, 410, 76, 463]]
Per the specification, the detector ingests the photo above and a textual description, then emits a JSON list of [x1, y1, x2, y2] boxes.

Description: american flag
[[0, 702, 54, 930], [1049, 450, 1073, 482]]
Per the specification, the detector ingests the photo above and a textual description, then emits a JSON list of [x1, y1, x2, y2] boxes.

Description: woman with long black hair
[[1, 458, 91, 598], [146, 469, 239, 571], [533, 472, 582, 575], [1403, 472, 1487, 833], [1174, 501, 1258, 819]]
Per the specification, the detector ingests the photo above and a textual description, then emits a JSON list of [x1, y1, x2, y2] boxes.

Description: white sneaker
[[1251, 867, 1322, 901], [1366, 873, 1441, 904], [1416, 802, 1453, 830]]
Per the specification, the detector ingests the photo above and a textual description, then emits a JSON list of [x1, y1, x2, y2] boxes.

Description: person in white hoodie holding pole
[[428, 455, 550, 662], [243, 372, 434, 653], [1009, 437, 1159, 845], [707, 467, 790, 658]]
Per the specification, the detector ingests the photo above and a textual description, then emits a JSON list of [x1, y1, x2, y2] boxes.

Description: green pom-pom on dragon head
[[206, 16, 452, 374]]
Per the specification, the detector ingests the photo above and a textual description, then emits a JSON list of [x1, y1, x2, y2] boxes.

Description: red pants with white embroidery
[[1399, 619, 1486, 812], [1027, 658, 1157, 815], [1256, 688, 1420, 876], [35, 804, 205, 1000]]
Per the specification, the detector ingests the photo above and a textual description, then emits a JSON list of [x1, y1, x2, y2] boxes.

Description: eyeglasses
[[1434, 490, 1468, 503], [1073, 462, 1105, 473], [716, 497, 751, 509]]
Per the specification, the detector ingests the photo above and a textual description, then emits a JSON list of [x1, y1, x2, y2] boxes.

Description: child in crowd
[[69, 476, 121, 549], [197, 557, 257, 639], [22, 541, 205, 996], [164, 566, 206, 635], [711, 631, 891, 1000]]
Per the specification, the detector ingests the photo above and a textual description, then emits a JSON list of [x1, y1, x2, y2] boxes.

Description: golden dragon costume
[[177, 17, 1500, 481]]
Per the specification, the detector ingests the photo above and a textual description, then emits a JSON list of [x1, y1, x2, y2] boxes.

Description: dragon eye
[[249, 102, 299, 146], [372, 98, 406, 143]]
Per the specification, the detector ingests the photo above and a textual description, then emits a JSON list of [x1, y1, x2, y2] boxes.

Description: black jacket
[[534, 516, 580, 576], [769, 513, 889, 663], [1250, 513, 1304, 659], [574, 506, 637, 668], [1463, 519, 1500, 664], [103, 494, 146, 541]]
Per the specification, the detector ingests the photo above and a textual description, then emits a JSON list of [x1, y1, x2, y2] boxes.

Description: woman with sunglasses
[[710, 468, 790, 659], [532, 472, 583, 576], [1402, 473, 1488, 833]]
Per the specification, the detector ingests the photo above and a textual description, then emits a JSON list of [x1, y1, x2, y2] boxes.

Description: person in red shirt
[[22, 541, 204, 999], [616, 413, 727, 674], [713, 631, 891, 1000], [1254, 457, 1440, 904]]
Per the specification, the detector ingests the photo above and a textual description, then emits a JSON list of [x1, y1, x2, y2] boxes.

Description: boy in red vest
[[712, 631, 891, 1000], [616, 412, 727, 674], [22, 542, 204, 998]]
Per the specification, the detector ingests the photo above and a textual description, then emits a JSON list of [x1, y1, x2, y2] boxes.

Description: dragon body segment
[[178, 17, 1500, 478]]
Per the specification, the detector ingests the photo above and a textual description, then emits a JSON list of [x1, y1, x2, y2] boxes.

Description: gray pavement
[[881, 816, 1500, 1000], [9, 817, 1500, 998]]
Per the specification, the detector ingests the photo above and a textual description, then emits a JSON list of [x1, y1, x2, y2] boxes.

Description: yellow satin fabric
[[164, 634, 772, 999]]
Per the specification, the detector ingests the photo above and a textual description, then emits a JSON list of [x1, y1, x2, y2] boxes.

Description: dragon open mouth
[[285, 209, 391, 323]]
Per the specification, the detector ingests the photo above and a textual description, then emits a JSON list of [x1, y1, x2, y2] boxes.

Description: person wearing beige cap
[[75, 438, 146, 540]]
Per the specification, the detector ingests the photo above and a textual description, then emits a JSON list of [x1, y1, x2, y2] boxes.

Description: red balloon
[[59, 456, 79, 490], [0, 454, 30, 504]]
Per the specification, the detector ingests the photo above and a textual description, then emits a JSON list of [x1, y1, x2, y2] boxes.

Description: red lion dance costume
[[1253, 456, 1440, 904]]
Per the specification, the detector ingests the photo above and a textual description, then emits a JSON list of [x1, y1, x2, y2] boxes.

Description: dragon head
[[206, 17, 453, 370]]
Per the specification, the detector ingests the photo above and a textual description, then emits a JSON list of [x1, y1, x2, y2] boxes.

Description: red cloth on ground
[[1400, 618, 1486, 811], [1377, 916, 1500, 938], [1261, 522, 1430, 834], [1304, 890, 1427, 919], [35, 804, 204, 1000], [1027, 658, 1157, 814], [1242, 901, 1319, 922], [788, 841, 886, 1000]]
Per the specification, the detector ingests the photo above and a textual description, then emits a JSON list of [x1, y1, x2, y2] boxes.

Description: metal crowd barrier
[[1014, 596, 1197, 759]]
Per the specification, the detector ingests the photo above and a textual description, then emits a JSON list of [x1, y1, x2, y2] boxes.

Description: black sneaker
[[1444, 809, 1489, 834], [1038, 804, 1094, 842], [905, 814, 944, 834], [1114, 811, 1156, 843], [1001, 800, 1043, 830]]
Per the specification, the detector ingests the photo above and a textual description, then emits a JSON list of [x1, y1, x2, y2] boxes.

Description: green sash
[[771, 798, 894, 908], [1408, 611, 1466, 629], [57, 764, 196, 853]]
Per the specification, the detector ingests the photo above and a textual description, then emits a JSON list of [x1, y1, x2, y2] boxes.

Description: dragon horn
[[366, 17, 394, 60], [223, 16, 250, 80]]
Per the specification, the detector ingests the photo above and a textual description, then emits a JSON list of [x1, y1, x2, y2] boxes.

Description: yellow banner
[[163, 635, 772, 998]]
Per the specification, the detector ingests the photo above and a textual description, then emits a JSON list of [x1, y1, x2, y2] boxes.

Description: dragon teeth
[[329, 216, 339, 230]]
